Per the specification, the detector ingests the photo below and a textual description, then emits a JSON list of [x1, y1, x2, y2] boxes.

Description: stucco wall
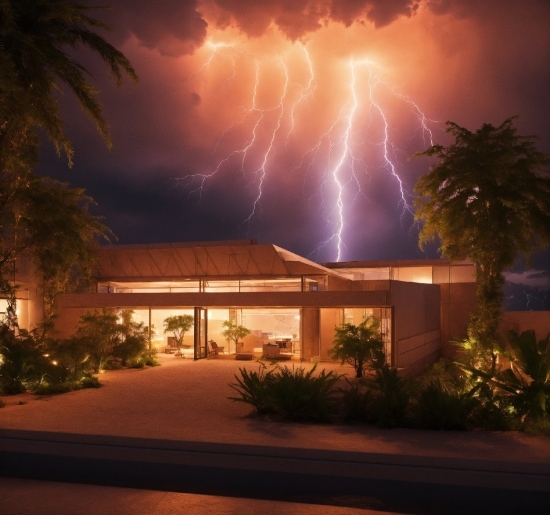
[[500, 311, 550, 340], [388, 281, 441, 374], [301, 308, 320, 360], [54, 307, 89, 338]]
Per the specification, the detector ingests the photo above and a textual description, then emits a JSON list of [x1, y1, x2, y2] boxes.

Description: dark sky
[[36, 0, 550, 309]]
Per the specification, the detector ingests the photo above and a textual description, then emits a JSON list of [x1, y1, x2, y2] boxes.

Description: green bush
[[0, 325, 57, 393], [51, 336, 91, 381], [229, 363, 274, 414], [141, 349, 160, 367], [35, 382, 79, 395], [230, 363, 340, 422], [341, 366, 414, 427], [267, 364, 340, 422], [329, 317, 386, 378], [413, 380, 479, 430], [340, 378, 374, 422], [113, 335, 147, 366], [80, 375, 101, 388], [366, 366, 414, 427], [35, 375, 101, 395]]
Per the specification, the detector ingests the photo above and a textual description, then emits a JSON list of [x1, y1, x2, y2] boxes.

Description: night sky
[[35, 0, 550, 309]]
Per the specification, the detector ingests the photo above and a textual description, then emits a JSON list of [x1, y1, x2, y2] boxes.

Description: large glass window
[[206, 308, 300, 355], [97, 276, 325, 293], [203, 281, 239, 292], [97, 281, 200, 293], [149, 308, 195, 349], [239, 279, 301, 292]]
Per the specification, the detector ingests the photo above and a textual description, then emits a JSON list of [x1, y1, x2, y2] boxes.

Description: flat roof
[[324, 259, 474, 269]]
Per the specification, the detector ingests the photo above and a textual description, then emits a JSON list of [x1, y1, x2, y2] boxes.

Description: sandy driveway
[[1, 356, 549, 465]]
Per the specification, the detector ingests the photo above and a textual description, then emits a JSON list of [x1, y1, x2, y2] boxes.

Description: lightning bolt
[[245, 59, 290, 223], [178, 40, 437, 262]]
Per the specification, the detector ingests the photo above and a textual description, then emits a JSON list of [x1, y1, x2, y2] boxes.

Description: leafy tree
[[0, 0, 138, 166], [0, 173, 110, 326], [414, 118, 550, 364], [221, 320, 250, 352], [76, 308, 121, 372], [113, 310, 148, 365], [329, 316, 386, 378], [163, 315, 194, 349], [0, 0, 136, 326]]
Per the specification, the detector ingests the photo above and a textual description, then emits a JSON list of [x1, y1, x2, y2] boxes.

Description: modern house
[[38, 239, 478, 375]]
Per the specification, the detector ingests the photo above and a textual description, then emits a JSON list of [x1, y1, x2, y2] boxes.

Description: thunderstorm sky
[[36, 0, 550, 309]]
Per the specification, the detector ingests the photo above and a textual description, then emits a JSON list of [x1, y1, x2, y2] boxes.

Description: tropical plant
[[339, 378, 375, 422], [75, 309, 121, 372], [229, 362, 274, 414], [229, 363, 340, 422], [13, 176, 110, 320], [221, 320, 251, 352], [266, 364, 340, 422], [366, 365, 415, 427], [0, 323, 63, 393], [0, 0, 136, 326], [0, 0, 138, 167], [413, 379, 479, 430], [163, 315, 194, 349], [414, 118, 550, 363], [113, 310, 148, 366], [52, 335, 91, 381], [329, 316, 386, 378], [492, 330, 550, 421]]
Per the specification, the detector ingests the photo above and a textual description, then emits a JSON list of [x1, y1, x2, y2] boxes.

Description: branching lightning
[[180, 38, 438, 261]]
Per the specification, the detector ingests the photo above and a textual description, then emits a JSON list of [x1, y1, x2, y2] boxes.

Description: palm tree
[[0, 0, 138, 166], [414, 118, 550, 359]]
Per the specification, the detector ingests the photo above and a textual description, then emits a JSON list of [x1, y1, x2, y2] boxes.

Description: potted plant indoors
[[221, 320, 251, 354]]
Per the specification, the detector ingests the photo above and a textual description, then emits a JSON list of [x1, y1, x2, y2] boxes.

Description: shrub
[[141, 349, 160, 367], [340, 378, 374, 422], [34, 375, 101, 395], [329, 317, 386, 378], [51, 336, 91, 381], [366, 365, 415, 427], [35, 382, 79, 395], [412, 380, 479, 430], [267, 364, 340, 422], [0, 325, 54, 393], [466, 382, 515, 431], [80, 375, 101, 388], [76, 309, 120, 372], [230, 363, 340, 421], [494, 330, 550, 422], [113, 335, 147, 366], [230, 363, 274, 414]]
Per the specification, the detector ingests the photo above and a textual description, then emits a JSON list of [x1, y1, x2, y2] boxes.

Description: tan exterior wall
[[319, 308, 343, 361], [301, 308, 320, 360], [388, 281, 441, 374], [56, 290, 390, 309], [54, 307, 89, 338], [500, 311, 550, 340], [326, 275, 352, 291]]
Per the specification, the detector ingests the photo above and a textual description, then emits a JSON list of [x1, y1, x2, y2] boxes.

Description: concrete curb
[[1, 429, 548, 492]]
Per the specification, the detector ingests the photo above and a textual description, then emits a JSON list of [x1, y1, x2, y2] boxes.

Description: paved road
[[0, 477, 401, 515]]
